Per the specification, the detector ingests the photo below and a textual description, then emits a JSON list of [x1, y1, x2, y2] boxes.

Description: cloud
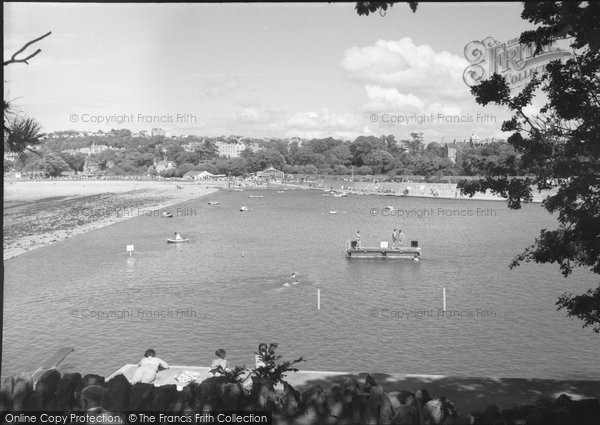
[[341, 37, 471, 113], [362, 86, 424, 112], [201, 77, 240, 99]]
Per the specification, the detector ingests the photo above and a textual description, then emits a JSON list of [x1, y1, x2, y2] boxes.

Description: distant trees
[[25, 129, 531, 178]]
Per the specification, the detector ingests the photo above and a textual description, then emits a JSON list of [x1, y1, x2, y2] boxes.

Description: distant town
[[5, 127, 521, 181]]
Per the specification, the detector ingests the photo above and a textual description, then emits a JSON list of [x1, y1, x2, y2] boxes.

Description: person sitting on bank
[[131, 348, 169, 384], [209, 348, 230, 376], [254, 343, 268, 369]]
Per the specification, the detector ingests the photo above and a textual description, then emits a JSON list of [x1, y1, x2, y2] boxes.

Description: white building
[[216, 141, 245, 158]]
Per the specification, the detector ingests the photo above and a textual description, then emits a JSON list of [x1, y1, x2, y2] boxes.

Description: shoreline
[[3, 180, 221, 260], [2, 179, 557, 261], [282, 181, 555, 203], [107, 364, 600, 413]]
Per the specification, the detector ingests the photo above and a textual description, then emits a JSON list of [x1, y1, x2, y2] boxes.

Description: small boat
[[208, 201, 220, 206], [333, 193, 343, 198], [383, 205, 394, 211], [329, 211, 338, 214], [240, 206, 249, 212], [162, 212, 174, 218], [248, 195, 264, 198], [277, 191, 285, 193], [167, 238, 189, 243]]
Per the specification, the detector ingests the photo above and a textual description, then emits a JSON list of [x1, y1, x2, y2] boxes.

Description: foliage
[[252, 343, 304, 386], [456, 2, 600, 332], [211, 365, 248, 385], [355, 1, 417, 16]]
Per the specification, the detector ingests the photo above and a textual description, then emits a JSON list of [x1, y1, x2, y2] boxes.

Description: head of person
[[258, 343, 267, 354], [144, 349, 156, 358], [291, 273, 296, 278], [81, 385, 105, 411], [215, 348, 226, 359]]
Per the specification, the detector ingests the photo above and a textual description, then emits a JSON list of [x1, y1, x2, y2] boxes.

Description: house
[[256, 166, 284, 180], [154, 159, 176, 174], [216, 141, 245, 158]]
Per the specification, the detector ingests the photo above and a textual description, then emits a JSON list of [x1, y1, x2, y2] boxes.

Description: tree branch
[[4, 31, 51, 66]]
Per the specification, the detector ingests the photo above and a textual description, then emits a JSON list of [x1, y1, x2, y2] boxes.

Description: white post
[[443, 287, 446, 312], [127, 245, 134, 257], [317, 289, 321, 310]]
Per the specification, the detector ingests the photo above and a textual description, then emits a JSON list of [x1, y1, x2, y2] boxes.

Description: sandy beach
[[3, 180, 220, 260]]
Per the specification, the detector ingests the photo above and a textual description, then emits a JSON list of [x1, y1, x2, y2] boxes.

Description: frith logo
[[463, 36, 572, 89]]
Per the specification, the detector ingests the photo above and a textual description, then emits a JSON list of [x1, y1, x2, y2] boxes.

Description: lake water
[[3, 188, 599, 380]]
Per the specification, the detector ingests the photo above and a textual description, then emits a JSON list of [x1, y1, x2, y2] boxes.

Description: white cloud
[[362, 85, 424, 112], [341, 37, 471, 114]]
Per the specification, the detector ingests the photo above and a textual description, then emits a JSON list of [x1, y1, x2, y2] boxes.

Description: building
[[256, 166, 284, 180], [183, 170, 214, 180], [154, 159, 176, 174], [216, 141, 245, 158], [151, 128, 166, 137]]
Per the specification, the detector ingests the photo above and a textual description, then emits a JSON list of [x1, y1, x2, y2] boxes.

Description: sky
[[4, 2, 541, 142]]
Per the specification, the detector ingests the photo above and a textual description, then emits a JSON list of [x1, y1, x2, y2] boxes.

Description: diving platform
[[345, 240, 421, 259]]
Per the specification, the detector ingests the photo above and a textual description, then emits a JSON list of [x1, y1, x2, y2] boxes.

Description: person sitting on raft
[[131, 348, 169, 384], [174, 232, 183, 240]]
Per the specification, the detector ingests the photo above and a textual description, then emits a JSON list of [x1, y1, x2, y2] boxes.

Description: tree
[[355, 1, 417, 16], [350, 136, 387, 166], [42, 154, 69, 177], [456, 2, 600, 332], [61, 152, 86, 172], [4, 31, 51, 160]]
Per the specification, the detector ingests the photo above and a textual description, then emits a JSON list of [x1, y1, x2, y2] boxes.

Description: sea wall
[[2, 370, 598, 425]]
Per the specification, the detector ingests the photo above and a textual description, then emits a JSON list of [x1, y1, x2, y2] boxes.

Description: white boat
[[167, 238, 189, 243], [329, 210, 338, 214], [240, 206, 249, 211], [208, 201, 220, 205], [248, 195, 264, 198], [384, 205, 394, 211]]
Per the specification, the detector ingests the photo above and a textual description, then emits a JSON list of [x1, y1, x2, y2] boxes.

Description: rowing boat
[[167, 238, 189, 243]]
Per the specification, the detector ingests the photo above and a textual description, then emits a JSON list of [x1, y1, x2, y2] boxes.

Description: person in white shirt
[[131, 349, 169, 384]]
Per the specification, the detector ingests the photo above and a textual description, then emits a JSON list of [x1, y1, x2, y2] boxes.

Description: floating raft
[[346, 240, 421, 259]]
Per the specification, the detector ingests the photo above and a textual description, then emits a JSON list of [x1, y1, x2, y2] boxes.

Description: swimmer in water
[[283, 272, 298, 287]]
